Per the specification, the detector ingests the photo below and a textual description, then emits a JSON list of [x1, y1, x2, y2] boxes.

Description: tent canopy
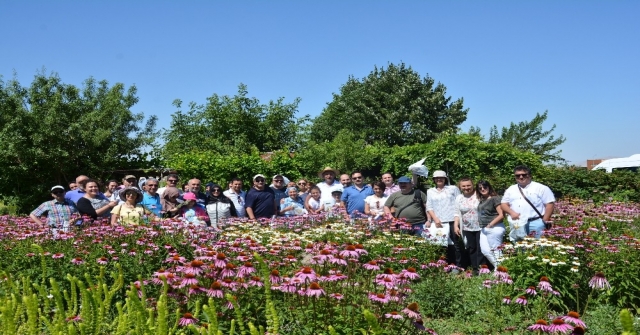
[[592, 154, 640, 173]]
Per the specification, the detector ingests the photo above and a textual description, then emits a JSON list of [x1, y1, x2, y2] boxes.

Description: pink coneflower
[[354, 243, 368, 255], [526, 286, 537, 296], [368, 292, 390, 303], [97, 257, 108, 265], [305, 282, 325, 298], [502, 296, 511, 304], [65, 315, 82, 322], [269, 269, 282, 284], [561, 311, 586, 328], [527, 319, 550, 332], [214, 253, 227, 268], [178, 273, 199, 287], [166, 254, 186, 264], [188, 284, 205, 295], [329, 293, 344, 300], [52, 253, 64, 259], [207, 281, 224, 298], [329, 254, 348, 266], [183, 260, 206, 276], [483, 280, 493, 289], [384, 311, 403, 320], [401, 267, 420, 280], [295, 267, 318, 282], [220, 263, 236, 278], [494, 266, 509, 280], [588, 272, 611, 290], [514, 295, 528, 305], [402, 302, 420, 319], [363, 260, 380, 271], [248, 276, 264, 287], [478, 264, 491, 274], [538, 276, 554, 292], [548, 318, 573, 334], [339, 244, 360, 258], [71, 257, 85, 265], [178, 313, 198, 327]]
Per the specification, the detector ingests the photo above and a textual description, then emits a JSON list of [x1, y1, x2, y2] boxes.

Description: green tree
[[310, 62, 468, 146], [488, 110, 566, 163], [163, 84, 308, 159], [0, 73, 158, 212]]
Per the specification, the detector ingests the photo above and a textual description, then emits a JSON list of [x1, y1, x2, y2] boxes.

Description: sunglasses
[[297, 182, 306, 185], [515, 174, 529, 178], [255, 179, 265, 183], [212, 189, 222, 193], [167, 179, 178, 183], [274, 179, 284, 182], [352, 176, 363, 180], [52, 190, 64, 194]]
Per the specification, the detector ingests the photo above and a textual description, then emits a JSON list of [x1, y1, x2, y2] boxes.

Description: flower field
[[1, 200, 640, 334]]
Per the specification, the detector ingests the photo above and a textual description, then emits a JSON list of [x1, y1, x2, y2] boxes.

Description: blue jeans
[[525, 218, 546, 239], [411, 222, 425, 236]]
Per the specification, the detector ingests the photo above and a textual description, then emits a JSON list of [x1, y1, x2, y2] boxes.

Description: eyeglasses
[[167, 179, 178, 183], [514, 174, 529, 178], [274, 179, 284, 182], [255, 179, 265, 183], [126, 179, 136, 182], [147, 184, 158, 188], [52, 190, 64, 195], [297, 182, 306, 186], [352, 176, 363, 180]]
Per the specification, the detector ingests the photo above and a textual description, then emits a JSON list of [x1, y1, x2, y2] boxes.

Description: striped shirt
[[31, 199, 78, 227]]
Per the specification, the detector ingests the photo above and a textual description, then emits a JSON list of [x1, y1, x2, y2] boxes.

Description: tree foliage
[[310, 62, 468, 146], [162, 84, 308, 159], [0, 73, 158, 212], [488, 110, 566, 163]]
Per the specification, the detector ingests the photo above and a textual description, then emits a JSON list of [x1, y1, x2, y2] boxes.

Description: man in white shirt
[[501, 165, 555, 239], [224, 177, 246, 218], [317, 167, 343, 208]]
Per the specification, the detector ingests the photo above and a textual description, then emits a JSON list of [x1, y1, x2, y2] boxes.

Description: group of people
[[30, 165, 555, 273]]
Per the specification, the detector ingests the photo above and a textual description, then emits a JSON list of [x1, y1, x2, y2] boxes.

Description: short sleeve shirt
[[384, 190, 427, 224], [426, 186, 461, 222], [31, 199, 78, 227], [478, 196, 502, 228], [454, 194, 480, 231], [502, 181, 555, 219], [317, 181, 343, 208]]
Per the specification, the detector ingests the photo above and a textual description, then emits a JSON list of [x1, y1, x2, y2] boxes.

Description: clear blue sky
[[2, 1, 638, 166]]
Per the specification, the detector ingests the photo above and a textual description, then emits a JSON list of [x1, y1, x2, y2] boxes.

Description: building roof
[[592, 154, 640, 172]]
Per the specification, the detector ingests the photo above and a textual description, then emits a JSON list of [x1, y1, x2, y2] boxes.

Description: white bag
[[423, 222, 453, 247], [408, 158, 430, 177], [508, 216, 528, 242]]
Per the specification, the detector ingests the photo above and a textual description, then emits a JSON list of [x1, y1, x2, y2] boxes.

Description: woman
[[304, 186, 324, 215], [279, 187, 306, 217], [111, 187, 152, 225], [364, 180, 388, 219], [205, 184, 237, 229], [104, 180, 119, 201], [297, 179, 309, 202], [454, 177, 481, 274], [76, 179, 118, 222], [161, 186, 181, 218], [476, 180, 505, 268], [180, 192, 209, 226], [426, 170, 462, 268]]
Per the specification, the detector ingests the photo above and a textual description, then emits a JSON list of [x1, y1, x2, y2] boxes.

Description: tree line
[[1, 62, 571, 213]]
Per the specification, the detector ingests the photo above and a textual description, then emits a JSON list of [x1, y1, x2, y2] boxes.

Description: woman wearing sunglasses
[[205, 184, 238, 230]]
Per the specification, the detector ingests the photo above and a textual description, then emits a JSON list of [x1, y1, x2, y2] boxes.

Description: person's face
[[339, 174, 350, 186], [231, 181, 243, 192], [69, 183, 77, 191], [125, 178, 136, 187], [288, 188, 298, 198], [459, 181, 474, 195], [434, 177, 446, 187], [205, 185, 212, 192], [146, 181, 159, 195], [125, 191, 138, 203], [332, 193, 341, 201], [287, 181, 296, 188], [272, 177, 285, 188], [478, 184, 490, 196], [189, 180, 201, 192], [182, 184, 189, 192], [324, 172, 336, 183], [253, 177, 266, 190], [76, 177, 89, 189], [297, 180, 307, 191], [514, 170, 531, 187], [85, 182, 99, 196], [51, 189, 65, 200], [382, 174, 393, 186], [107, 182, 118, 192], [166, 177, 179, 188], [211, 187, 223, 196], [398, 182, 412, 194], [310, 189, 320, 200], [373, 185, 384, 197], [351, 173, 364, 186]]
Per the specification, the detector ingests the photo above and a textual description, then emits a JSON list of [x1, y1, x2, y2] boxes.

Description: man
[[158, 174, 181, 197], [178, 178, 207, 206], [383, 176, 428, 235], [68, 182, 78, 191], [30, 185, 79, 231], [65, 175, 109, 204], [270, 174, 288, 205], [339, 174, 352, 188], [140, 178, 163, 216], [501, 165, 555, 239], [317, 167, 344, 208], [341, 171, 373, 217], [382, 173, 401, 196], [121, 175, 138, 189], [245, 174, 276, 220], [224, 178, 246, 218]]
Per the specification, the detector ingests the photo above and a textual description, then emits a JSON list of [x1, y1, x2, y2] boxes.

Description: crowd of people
[[30, 165, 555, 274]]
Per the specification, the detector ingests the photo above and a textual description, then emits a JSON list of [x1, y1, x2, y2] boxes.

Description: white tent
[[592, 154, 640, 172]]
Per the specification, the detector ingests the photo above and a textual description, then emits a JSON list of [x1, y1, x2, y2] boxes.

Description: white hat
[[51, 185, 65, 192], [253, 174, 266, 181]]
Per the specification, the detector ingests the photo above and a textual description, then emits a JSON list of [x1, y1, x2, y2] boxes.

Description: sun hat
[[432, 170, 450, 184], [253, 174, 266, 181], [119, 187, 143, 203], [51, 185, 65, 192], [124, 174, 136, 180], [182, 192, 197, 201], [318, 167, 340, 178], [397, 176, 412, 183]]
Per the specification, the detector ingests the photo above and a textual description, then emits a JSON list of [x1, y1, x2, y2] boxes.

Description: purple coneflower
[[538, 276, 554, 292], [548, 318, 573, 334], [478, 264, 491, 274], [384, 311, 403, 320], [220, 263, 236, 278], [401, 267, 420, 280], [295, 267, 318, 282], [178, 313, 198, 327], [363, 260, 380, 271], [502, 296, 511, 304], [494, 266, 509, 280], [305, 282, 325, 298], [329, 293, 344, 300], [237, 262, 256, 277], [182, 260, 206, 276], [214, 252, 227, 268], [588, 272, 611, 290], [338, 245, 360, 258], [514, 295, 528, 305], [71, 257, 85, 265], [178, 273, 199, 287], [368, 292, 390, 304], [571, 326, 586, 335], [561, 311, 586, 328], [248, 276, 264, 287], [207, 281, 224, 298], [97, 257, 108, 265], [527, 319, 550, 332], [526, 286, 537, 296], [52, 253, 64, 259], [402, 302, 420, 319]]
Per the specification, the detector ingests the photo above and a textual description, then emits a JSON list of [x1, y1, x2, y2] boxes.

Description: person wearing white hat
[[426, 170, 462, 268], [317, 167, 344, 208], [30, 185, 79, 229], [245, 174, 277, 220], [270, 174, 289, 205]]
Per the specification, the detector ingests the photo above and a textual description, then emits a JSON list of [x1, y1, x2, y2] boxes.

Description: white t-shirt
[[364, 195, 388, 215], [502, 181, 555, 219], [317, 181, 343, 208], [426, 185, 461, 222], [223, 189, 246, 218]]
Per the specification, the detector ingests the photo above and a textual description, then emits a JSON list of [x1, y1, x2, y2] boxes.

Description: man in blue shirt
[[245, 174, 276, 220], [30, 185, 79, 230], [140, 178, 163, 216], [341, 171, 373, 218]]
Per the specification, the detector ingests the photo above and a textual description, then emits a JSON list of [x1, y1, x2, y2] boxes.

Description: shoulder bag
[[518, 186, 551, 229]]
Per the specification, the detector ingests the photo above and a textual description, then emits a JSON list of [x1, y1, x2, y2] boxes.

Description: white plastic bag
[[408, 158, 430, 177], [508, 216, 528, 242], [423, 222, 453, 247]]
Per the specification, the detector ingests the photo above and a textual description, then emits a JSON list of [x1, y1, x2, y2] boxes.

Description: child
[[305, 186, 324, 215], [180, 192, 209, 226]]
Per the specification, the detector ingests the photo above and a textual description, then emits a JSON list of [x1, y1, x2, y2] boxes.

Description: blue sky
[[1, 1, 638, 166]]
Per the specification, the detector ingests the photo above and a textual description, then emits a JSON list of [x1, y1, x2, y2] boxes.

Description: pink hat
[[183, 192, 197, 201]]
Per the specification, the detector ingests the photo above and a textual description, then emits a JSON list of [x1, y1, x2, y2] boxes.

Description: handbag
[[423, 222, 452, 247], [517, 186, 551, 229]]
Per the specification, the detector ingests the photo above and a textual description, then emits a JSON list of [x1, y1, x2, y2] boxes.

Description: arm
[[29, 213, 45, 226], [95, 201, 118, 216], [487, 204, 505, 228], [543, 202, 555, 222], [364, 201, 371, 215], [453, 199, 461, 236], [500, 202, 520, 220], [246, 207, 256, 220], [111, 212, 119, 225], [229, 201, 238, 217], [77, 198, 99, 220]]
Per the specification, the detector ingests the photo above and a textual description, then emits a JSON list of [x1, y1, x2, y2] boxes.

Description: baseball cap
[[51, 185, 65, 192], [397, 176, 412, 183]]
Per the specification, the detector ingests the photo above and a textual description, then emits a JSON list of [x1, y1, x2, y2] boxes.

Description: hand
[[424, 221, 431, 229], [454, 226, 461, 236], [544, 220, 553, 229], [486, 223, 494, 229], [434, 221, 443, 228], [510, 212, 520, 220]]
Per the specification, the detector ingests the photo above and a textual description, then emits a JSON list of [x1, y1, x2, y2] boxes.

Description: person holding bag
[[501, 165, 555, 239], [454, 177, 481, 275], [427, 170, 462, 268]]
